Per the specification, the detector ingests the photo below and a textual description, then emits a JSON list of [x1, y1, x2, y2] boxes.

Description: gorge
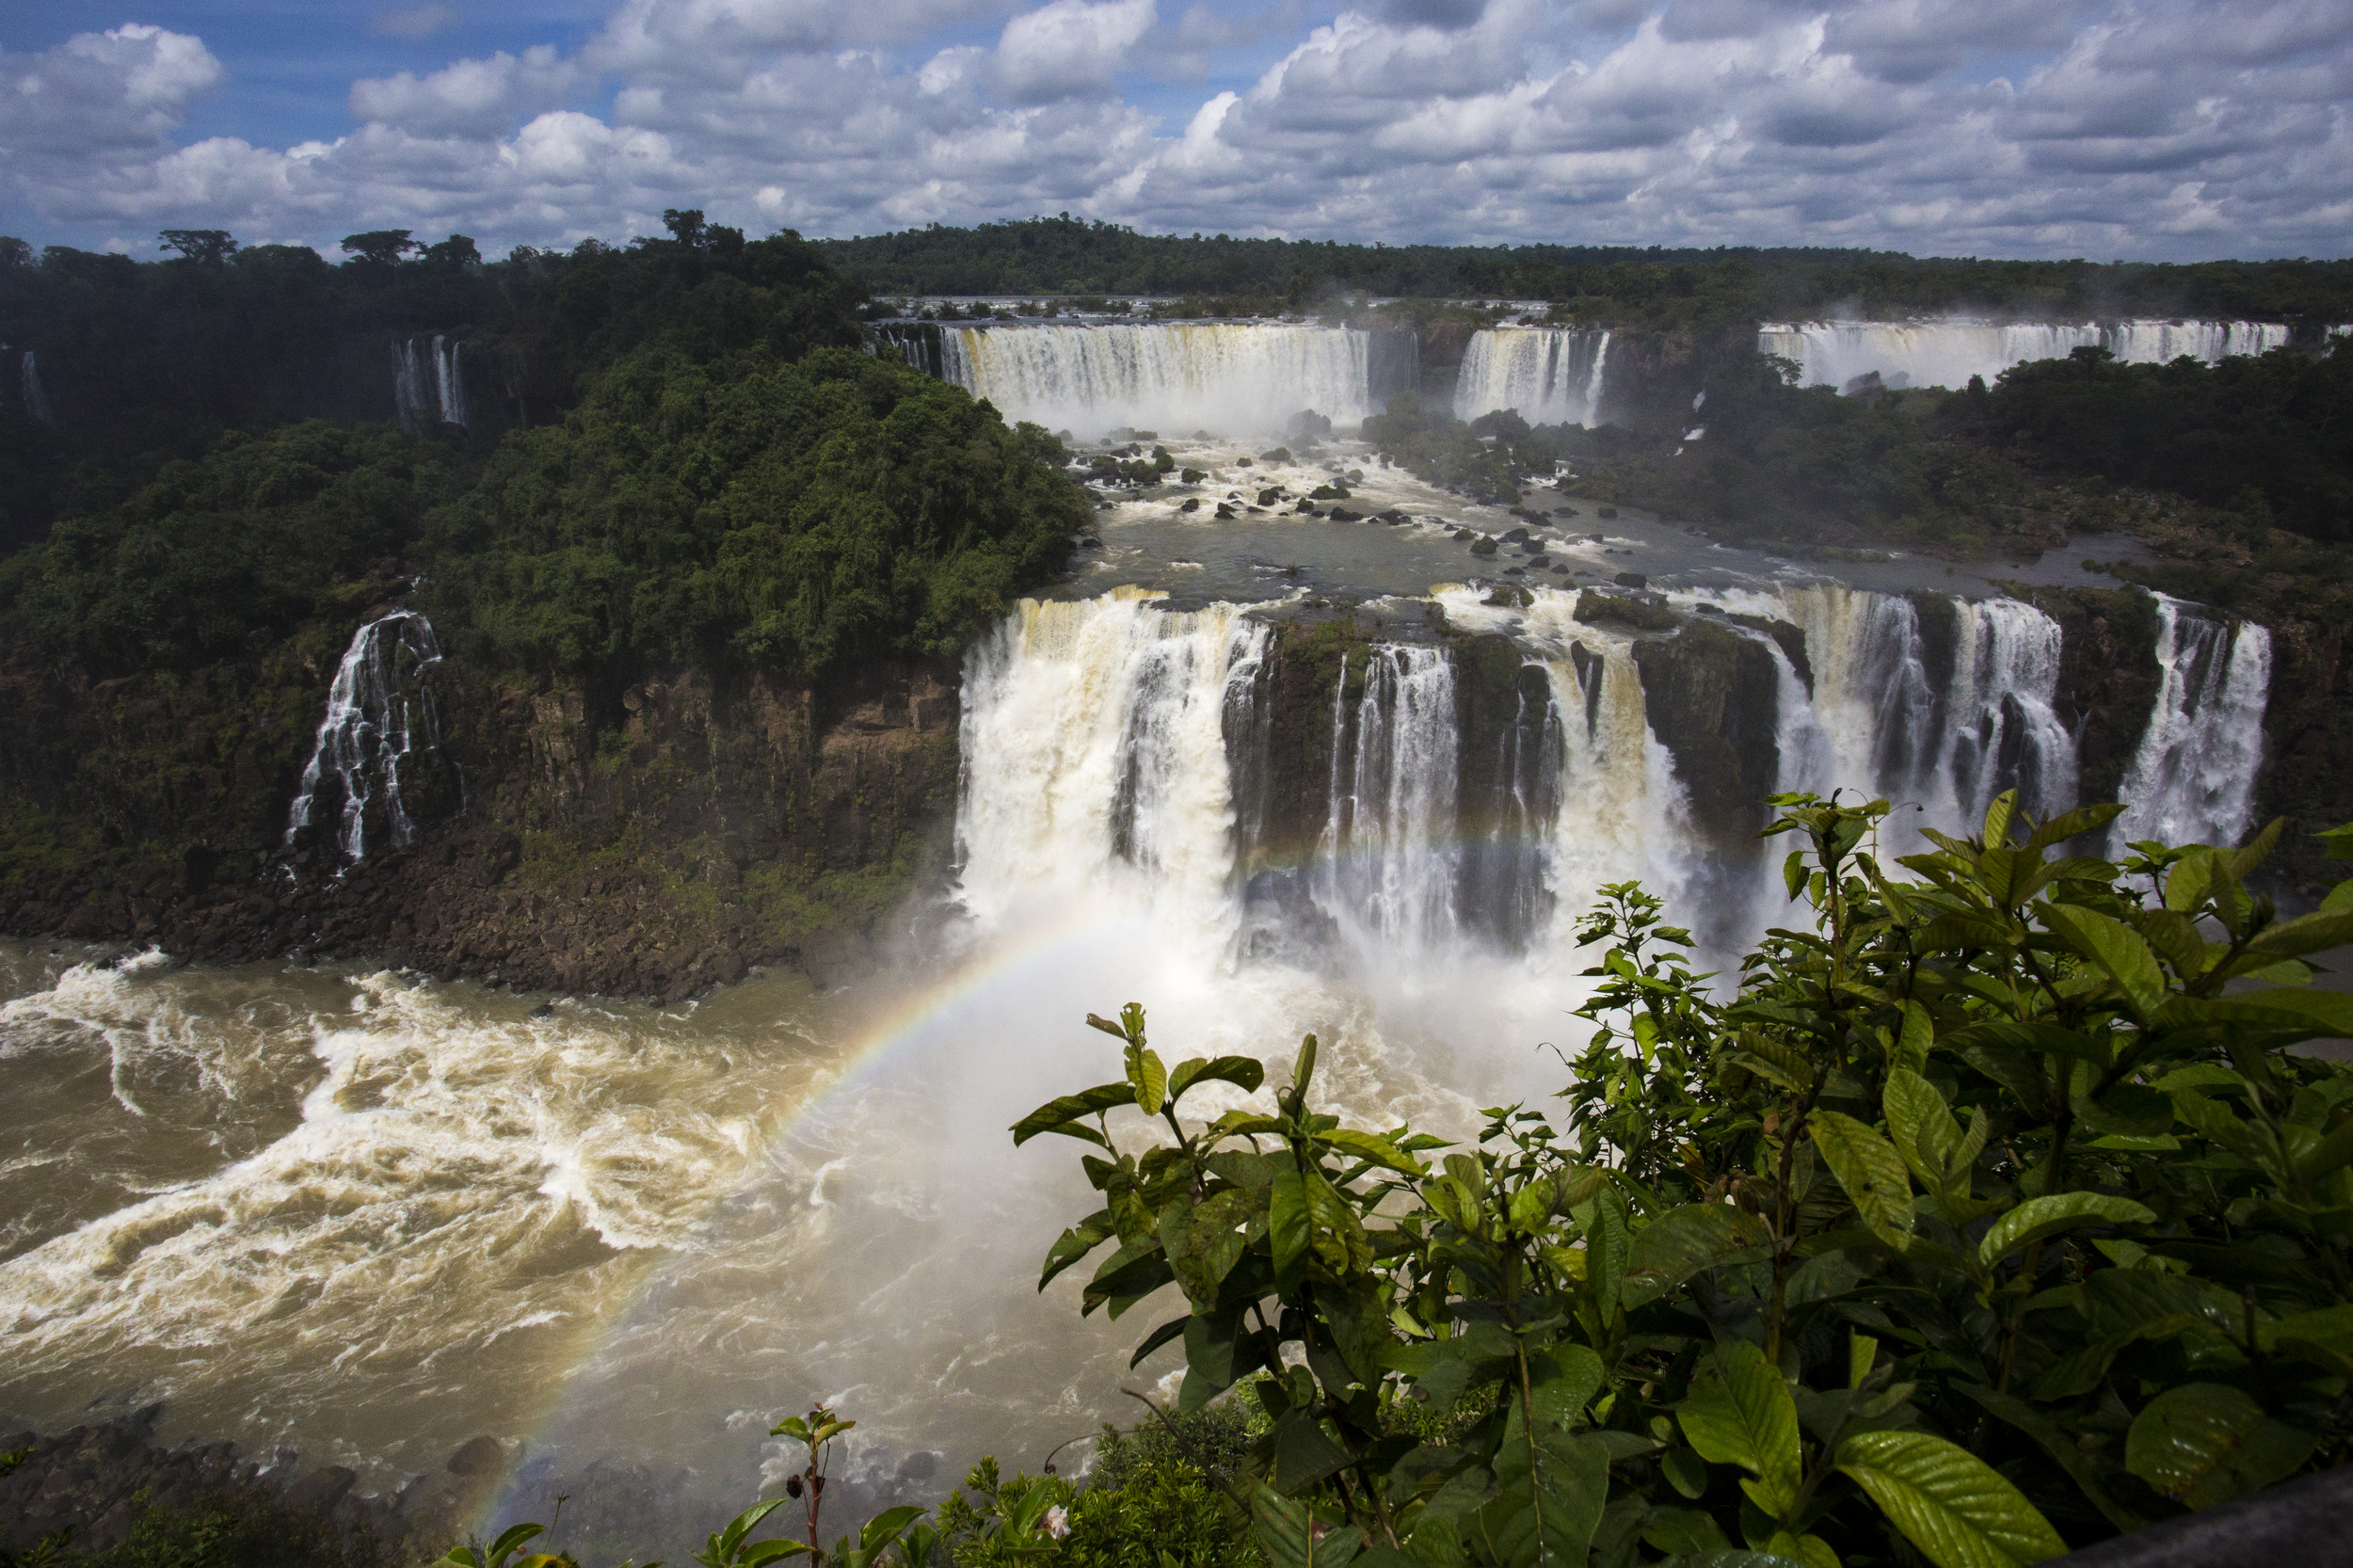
[[3, 251, 2350, 1561]]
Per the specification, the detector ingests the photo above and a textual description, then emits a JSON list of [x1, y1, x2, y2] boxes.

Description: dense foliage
[[0, 219, 1087, 681], [1986, 344, 2353, 544], [820, 218, 2353, 327], [0, 214, 866, 547], [421, 345, 1085, 676], [1012, 795, 2353, 1567], [0, 421, 460, 672], [0, 1486, 385, 1568]]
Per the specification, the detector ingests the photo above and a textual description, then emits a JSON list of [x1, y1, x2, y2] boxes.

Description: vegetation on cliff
[[471, 797, 2353, 1567], [424, 346, 1083, 678], [820, 217, 2353, 328]]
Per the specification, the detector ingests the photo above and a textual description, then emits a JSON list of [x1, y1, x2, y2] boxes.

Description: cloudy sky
[[2, 0, 2348, 260]]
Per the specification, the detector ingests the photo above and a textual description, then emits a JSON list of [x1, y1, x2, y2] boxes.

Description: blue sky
[[3, 0, 2349, 260]]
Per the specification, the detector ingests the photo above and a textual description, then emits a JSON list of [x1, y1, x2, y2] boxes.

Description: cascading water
[[1781, 584, 1942, 803], [2115, 597, 2272, 848], [954, 590, 1268, 947], [1452, 328, 1611, 425], [1757, 318, 2293, 392], [20, 349, 52, 424], [936, 323, 1377, 433], [283, 611, 449, 864], [392, 336, 467, 434], [1312, 647, 1462, 951], [1941, 598, 2078, 826]]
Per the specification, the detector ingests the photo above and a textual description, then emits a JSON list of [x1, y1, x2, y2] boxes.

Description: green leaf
[[1270, 1154, 1310, 1295], [1977, 1192, 2153, 1267], [1322, 1128, 1426, 1177], [1271, 1408, 1353, 1494], [2124, 1384, 2321, 1509], [1589, 1186, 1629, 1318], [2073, 1082, 2172, 1139], [1129, 1048, 1169, 1115], [1676, 1341, 1801, 1518], [1162, 1188, 1255, 1307], [1833, 1429, 2066, 1568], [1170, 1054, 1267, 1100], [1884, 1069, 1963, 1196], [1809, 1111, 1915, 1251], [1249, 1480, 1362, 1568], [1953, 1384, 2145, 1534], [2040, 904, 2167, 1019], [1622, 1204, 1770, 1309], [1894, 1000, 1934, 1076], [1476, 1427, 1609, 1568], [1011, 1083, 1137, 1146]]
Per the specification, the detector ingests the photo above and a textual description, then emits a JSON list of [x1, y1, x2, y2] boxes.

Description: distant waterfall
[[1453, 328, 1611, 425], [936, 323, 1376, 434], [2115, 598, 2272, 848], [1312, 647, 1461, 950], [18, 349, 52, 424], [1757, 319, 2294, 392], [284, 612, 448, 864], [393, 336, 467, 434]]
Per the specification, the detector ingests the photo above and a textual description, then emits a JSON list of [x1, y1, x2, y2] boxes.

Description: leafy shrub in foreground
[[1017, 792, 2353, 1567]]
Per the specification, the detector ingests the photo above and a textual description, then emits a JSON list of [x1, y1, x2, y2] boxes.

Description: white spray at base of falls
[[393, 336, 467, 434], [2116, 596, 2272, 848], [1453, 328, 1612, 425], [284, 612, 447, 863], [1757, 318, 2294, 392], [937, 323, 1375, 434]]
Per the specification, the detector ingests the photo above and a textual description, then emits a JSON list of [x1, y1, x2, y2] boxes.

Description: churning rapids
[[0, 361, 2279, 1554]]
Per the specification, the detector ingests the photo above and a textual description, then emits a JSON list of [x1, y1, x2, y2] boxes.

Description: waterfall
[[284, 612, 448, 864], [393, 336, 467, 434], [954, 591, 1268, 945], [1941, 598, 2078, 827], [1781, 585, 1941, 801], [1774, 585, 2075, 834], [1539, 640, 1691, 922], [1312, 646, 1462, 951], [20, 350, 52, 424], [2115, 597, 2272, 849], [1453, 328, 1612, 425], [936, 323, 1376, 434], [1757, 319, 2294, 392]]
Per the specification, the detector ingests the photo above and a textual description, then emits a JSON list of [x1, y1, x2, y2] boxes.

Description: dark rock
[[1597, 506, 1619, 519], [447, 1437, 505, 1478], [1729, 615, 1813, 694], [1178, 498, 1200, 513], [1501, 527, 1530, 544], [1214, 504, 1237, 519], [1469, 537, 1498, 557], [1613, 572, 1647, 589], [1484, 584, 1534, 608], [1631, 619, 1783, 859], [1573, 593, 1678, 633]]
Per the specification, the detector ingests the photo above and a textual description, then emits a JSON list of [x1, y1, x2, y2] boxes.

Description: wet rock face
[[0, 630, 960, 999], [1631, 619, 1783, 856], [2013, 585, 2164, 809], [0, 1404, 477, 1562]]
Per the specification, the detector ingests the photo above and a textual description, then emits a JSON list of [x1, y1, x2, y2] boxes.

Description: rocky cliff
[[0, 604, 957, 999]]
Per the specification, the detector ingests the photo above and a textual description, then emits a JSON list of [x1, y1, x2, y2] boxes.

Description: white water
[[1757, 318, 2294, 392], [2116, 596, 2273, 848], [20, 349, 52, 424], [1314, 647, 1462, 952], [937, 323, 1374, 434], [1943, 598, 2078, 828], [284, 612, 447, 863], [1453, 328, 1612, 425], [393, 336, 468, 434]]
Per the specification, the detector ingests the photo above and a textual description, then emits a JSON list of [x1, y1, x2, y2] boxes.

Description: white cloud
[[371, 4, 459, 41], [351, 47, 579, 138], [995, 0, 1157, 102], [1, 0, 2347, 262]]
